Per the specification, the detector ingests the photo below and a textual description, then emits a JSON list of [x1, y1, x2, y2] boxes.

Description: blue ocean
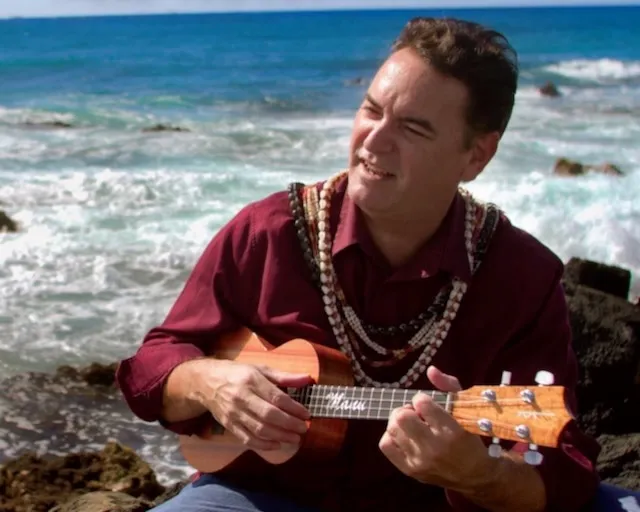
[[1, 6, 639, 483]]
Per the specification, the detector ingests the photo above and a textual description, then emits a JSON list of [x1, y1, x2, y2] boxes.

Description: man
[[116, 17, 603, 511]]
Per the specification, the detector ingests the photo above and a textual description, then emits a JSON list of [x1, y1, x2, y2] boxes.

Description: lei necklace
[[288, 170, 500, 388]]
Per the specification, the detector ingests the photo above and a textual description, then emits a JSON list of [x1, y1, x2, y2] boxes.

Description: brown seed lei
[[288, 170, 500, 388]]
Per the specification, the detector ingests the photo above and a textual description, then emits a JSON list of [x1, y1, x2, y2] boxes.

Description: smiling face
[[347, 47, 498, 223]]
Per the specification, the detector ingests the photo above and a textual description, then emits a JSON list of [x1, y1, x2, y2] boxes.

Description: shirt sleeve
[[446, 264, 601, 511], [115, 202, 262, 436]]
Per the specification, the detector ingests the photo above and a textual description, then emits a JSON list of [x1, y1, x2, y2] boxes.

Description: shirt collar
[[332, 180, 472, 283]]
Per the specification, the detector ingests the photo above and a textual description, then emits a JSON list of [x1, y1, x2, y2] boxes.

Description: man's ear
[[461, 131, 500, 183]]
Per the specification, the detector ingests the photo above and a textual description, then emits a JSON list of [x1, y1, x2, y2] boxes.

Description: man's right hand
[[187, 358, 313, 451]]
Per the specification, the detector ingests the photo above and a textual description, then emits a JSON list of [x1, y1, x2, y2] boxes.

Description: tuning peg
[[524, 444, 544, 465], [515, 425, 544, 465], [500, 371, 512, 386], [535, 370, 554, 386], [488, 437, 502, 457]]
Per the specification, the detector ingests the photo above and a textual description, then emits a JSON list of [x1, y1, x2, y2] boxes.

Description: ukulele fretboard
[[288, 385, 453, 420]]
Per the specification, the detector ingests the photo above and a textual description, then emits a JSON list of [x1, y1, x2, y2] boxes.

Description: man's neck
[[362, 205, 451, 268]]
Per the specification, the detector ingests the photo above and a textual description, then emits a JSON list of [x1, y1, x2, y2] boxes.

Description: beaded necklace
[[288, 171, 500, 388]]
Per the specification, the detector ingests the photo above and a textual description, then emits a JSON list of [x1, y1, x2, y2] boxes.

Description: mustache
[[357, 153, 394, 174]]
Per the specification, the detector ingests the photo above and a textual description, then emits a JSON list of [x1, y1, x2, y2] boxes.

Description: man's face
[[347, 47, 494, 222]]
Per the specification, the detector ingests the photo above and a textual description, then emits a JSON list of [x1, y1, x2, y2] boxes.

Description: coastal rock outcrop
[[0, 258, 638, 510], [553, 157, 624, 177], [539, 81, 561, 97], [141, 124, 190, 133], [563, 259, 639, 435], [22, 121, 74, 129], [596, 433, 640, 491], [563, 258, 640, 492], [50, 491, 152, 512], [0, 442, 166, 512], [55, 362, 119, 389], [0, 210, 18, 233]]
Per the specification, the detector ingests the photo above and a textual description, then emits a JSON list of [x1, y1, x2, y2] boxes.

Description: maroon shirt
[[116, 177, 601, 511]]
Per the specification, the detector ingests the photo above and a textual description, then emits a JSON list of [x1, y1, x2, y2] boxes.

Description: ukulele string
[[291, 395, 555, 407]]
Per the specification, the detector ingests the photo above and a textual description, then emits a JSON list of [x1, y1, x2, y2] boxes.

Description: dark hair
[[392, 17, 518, 140]]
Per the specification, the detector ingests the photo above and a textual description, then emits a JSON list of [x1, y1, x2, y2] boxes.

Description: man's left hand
[[379, 365, 495, 492]]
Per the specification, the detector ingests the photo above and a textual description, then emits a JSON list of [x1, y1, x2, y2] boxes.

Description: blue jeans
[[151, 475, 640, 512], [150, 474, 320, 512], [588, 483, 640, 512]]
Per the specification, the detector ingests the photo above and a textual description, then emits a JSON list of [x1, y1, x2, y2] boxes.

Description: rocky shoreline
[[1, 257, 639, 511]]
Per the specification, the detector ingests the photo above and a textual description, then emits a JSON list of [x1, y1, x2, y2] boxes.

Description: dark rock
[[539, 81, 561, 97], [56, 362, 118, 388], [564, 284, 640, 436], [344, 77, 366, 86], [0, 210, 18, 233], [0, 442, 165, 512], [554, 157, 585, 176], [553, 157, 624, 177], [49, 491, 152, 512], [564, 257, 632, 300], [596, 434, 640, 491], [23, 121, 73, 129], [596, 162, 624, 176], [142, 124, 190, 133]]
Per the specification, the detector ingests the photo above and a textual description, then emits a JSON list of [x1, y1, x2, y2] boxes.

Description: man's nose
[[363, 120, 394, 154]]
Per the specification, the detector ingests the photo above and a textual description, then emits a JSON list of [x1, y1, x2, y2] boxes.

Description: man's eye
[[406, 125, 427, 137]]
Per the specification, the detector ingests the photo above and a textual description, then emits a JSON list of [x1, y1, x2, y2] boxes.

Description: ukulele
[[178, 328, 573, 473]]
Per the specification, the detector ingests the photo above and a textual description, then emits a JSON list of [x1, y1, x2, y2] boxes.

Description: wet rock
[[49, 491, 152, 512], [596, 434, 640, 491], [0, 210, 18, 233], [553, 157, 624, 177], [596, 162, 625, 176], [539, 81, 561, 97], [564, 257, 632, 300], [563, 265, 640, 437], [0, 442, 165, 512], [23, 121, 73, 129], [141, 124, 190, 133], [55, 362, 118, 388], [554, 157, 585, 176], [344, 77, 366, 86]]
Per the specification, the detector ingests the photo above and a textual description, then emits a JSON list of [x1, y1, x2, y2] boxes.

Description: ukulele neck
[[288, 385, 451, 420]]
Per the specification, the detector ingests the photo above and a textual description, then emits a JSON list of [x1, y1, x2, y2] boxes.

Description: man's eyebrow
[[364, 93, 437, 136], [401, 114, 438, 136]]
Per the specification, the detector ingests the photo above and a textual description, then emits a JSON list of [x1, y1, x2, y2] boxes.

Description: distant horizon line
[[1, 2, 638, 22]]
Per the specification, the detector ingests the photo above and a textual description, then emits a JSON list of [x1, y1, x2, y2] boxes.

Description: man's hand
[[379, 365, 495, 493], [166, 358, 313, 452]]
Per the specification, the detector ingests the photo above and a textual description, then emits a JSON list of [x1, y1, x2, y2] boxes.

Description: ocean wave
[[0, 105, 353, 171], [0, 106, 76, 126], [467, 169, 640, 299], [0, 89, 338, 131], [542, 58, 640, 84], [0, 163, 327, 374]]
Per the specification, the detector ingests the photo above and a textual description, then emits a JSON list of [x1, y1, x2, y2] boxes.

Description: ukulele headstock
[[451, 371, 573, 465]]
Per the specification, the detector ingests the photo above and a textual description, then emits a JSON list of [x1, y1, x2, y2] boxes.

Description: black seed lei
[[287, 181, 500, 338]]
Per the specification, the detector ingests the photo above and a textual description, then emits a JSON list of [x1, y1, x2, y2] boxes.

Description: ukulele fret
[[290, 385, 450, 420]]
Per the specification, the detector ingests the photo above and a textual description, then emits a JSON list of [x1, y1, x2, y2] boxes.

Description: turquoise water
[[0, 6, 639, 482]]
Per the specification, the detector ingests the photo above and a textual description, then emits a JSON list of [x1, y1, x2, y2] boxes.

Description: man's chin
[[347, 181, 393, 214]]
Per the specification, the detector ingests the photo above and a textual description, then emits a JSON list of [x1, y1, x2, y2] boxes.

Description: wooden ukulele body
[[178, 328, 354, 473]]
